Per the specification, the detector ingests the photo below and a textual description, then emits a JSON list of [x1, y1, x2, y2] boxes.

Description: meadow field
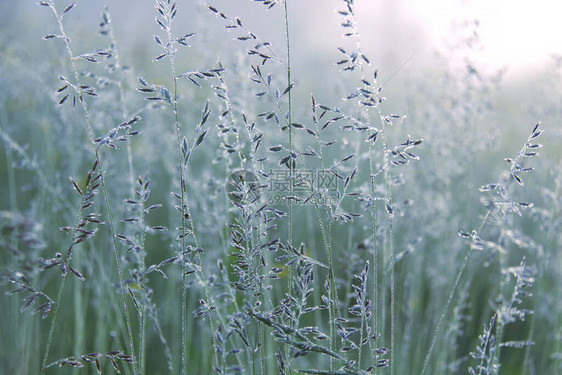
[[0, 1, 560, 374]]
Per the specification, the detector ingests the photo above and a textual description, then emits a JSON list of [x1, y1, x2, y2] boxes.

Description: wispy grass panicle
[[39, 2, 137, 373], [468, 258, 536, 375], [422, 123, 543, 375]]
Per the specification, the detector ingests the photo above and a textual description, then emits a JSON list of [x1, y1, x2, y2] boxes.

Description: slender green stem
[[41, 274, 66, 373], [367, 141, 379, 366], [73, 249, 84, 357], [100, 14, 146, 363], [491, 231, 507, 371], [169, 50, 187, 375], [358, 287, 366, 369], [284, 0, 293, 249], [368, 139, 379, 358], [98, 10, 144, 367], [284, 2, 294, 373], [163, 10, 219, 372], [420, 210, 491, 375], [138, 194, 147, 375], [380, 121, 395, 375], [162, 16, 187, 375], [42, 190, 93, 373], [103, 5, 136, 199]]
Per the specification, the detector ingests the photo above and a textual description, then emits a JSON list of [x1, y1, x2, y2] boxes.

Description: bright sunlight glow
[[407, 0, 562, 73]]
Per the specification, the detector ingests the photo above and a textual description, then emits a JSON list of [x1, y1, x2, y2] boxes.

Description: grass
[[0, 0, 560, 374]]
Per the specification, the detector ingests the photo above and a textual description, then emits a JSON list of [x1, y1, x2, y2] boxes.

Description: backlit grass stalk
[[155, 2, 220, 372], [310, 96, 339, 370], [336, 1, 384, 369], [215, 68, 270, 372], [135, 179, 148, 375], [367, 135, 379, 361], [214, 69, 271, 374], [283, 2, 295, 372], [420, 210, 491, 375], [421, 123, 543, 374], [218, 67, 268, 375], [100, 6, 136, 198], [380, 121, 395, 375], [283, 0, 293, 252], [41, 163, 100, 374], [40, 2, 137, 374], [166, 15, 188, 375]]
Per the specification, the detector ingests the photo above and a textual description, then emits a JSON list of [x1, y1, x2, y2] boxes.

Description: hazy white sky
[[272, 0, 562, 83], [392, 0, 562, 75]]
